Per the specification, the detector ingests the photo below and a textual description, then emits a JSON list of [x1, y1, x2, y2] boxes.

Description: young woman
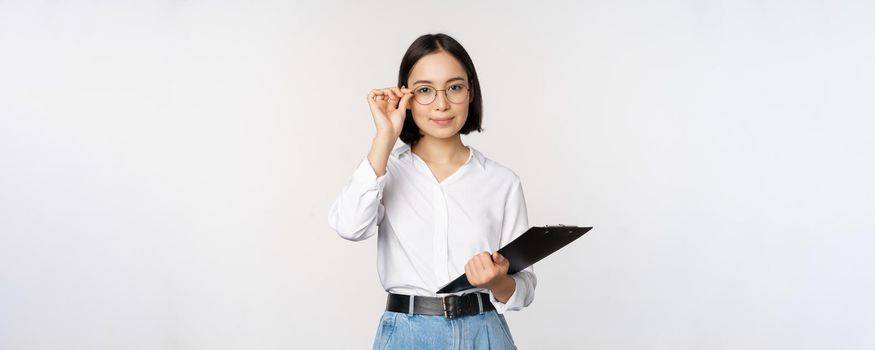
[[329, 33, 535, 350]]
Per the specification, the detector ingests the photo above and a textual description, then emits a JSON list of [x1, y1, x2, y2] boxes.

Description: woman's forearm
[[367, 135, 396, 176]]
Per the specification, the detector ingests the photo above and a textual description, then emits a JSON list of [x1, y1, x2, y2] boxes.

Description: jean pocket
[[491, 312, 517, 348], [373, 312, 398, 350]]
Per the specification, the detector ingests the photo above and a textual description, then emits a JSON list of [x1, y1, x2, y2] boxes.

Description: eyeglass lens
[[412, 85, 469, 104]]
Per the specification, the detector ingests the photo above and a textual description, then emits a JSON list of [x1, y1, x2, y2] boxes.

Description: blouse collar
[[392, 144, 486, 171]]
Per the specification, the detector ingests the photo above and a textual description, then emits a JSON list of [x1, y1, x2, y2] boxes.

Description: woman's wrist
[[372, 133, 397, 147], [489, 275, 516, 304]]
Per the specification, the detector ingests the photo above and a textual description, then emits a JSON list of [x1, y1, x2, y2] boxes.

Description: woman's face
[[405, 51, 471, 141]]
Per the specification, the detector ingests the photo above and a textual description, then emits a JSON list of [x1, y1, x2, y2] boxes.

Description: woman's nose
[[433, 90, 450, 110]]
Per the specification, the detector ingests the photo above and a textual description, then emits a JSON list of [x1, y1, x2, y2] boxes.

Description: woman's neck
[[411, 134, 468, 164]]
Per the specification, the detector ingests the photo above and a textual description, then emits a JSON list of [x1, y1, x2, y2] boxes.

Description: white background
[[1, 1, 873, 349]]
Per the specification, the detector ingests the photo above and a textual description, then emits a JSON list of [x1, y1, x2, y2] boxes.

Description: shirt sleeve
[[327, 156, 388, 241], [489, 176, 537, 313]]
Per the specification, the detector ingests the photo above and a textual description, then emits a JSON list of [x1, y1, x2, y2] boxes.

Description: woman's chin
[[422, 128, 461, 140]]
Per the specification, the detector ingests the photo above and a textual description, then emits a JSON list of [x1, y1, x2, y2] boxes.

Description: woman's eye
[[416, 87, 433, 94], [449, 84, 465, 91]]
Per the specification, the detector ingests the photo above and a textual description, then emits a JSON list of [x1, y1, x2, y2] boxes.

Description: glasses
[[411, 84, 470, 105]]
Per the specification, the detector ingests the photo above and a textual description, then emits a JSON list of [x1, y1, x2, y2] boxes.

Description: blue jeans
[[372, 310, 517, 349]]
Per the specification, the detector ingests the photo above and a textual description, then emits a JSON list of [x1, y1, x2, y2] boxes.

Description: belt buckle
[[442, 295, 461, 319]]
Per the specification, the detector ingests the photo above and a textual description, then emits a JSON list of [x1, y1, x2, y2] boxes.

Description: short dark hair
[[397, 33, 484, 146]]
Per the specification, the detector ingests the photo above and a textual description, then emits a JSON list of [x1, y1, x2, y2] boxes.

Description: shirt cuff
[[351, 157, 388, 190], [488, 274, 524, 314]]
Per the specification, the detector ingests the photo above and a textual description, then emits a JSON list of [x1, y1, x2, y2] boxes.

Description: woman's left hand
[[464, 251, 510, 290]]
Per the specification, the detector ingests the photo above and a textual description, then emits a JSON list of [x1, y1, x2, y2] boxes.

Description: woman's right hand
[[367, 86, 413, 141]]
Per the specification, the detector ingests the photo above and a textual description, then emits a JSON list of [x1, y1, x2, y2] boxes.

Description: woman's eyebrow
[[411, 76, 466, 85]]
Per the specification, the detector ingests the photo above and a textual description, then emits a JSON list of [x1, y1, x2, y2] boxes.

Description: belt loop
[[408, 295, 415, 315], [477, 293, 484, 314]]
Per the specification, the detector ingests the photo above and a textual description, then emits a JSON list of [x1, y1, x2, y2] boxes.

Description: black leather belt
[[386, 292, 494, 319]]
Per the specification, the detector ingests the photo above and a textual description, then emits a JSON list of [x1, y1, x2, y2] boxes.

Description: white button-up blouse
[[328, 144, 536, 314]]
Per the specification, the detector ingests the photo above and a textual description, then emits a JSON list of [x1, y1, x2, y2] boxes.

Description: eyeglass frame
[[410, 83, 472, 105]]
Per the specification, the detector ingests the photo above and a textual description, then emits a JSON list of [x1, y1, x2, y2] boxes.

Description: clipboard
[[436, 225, 593, 294]]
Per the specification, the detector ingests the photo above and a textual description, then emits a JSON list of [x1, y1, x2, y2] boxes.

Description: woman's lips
[[432, 117, 453, 126]]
